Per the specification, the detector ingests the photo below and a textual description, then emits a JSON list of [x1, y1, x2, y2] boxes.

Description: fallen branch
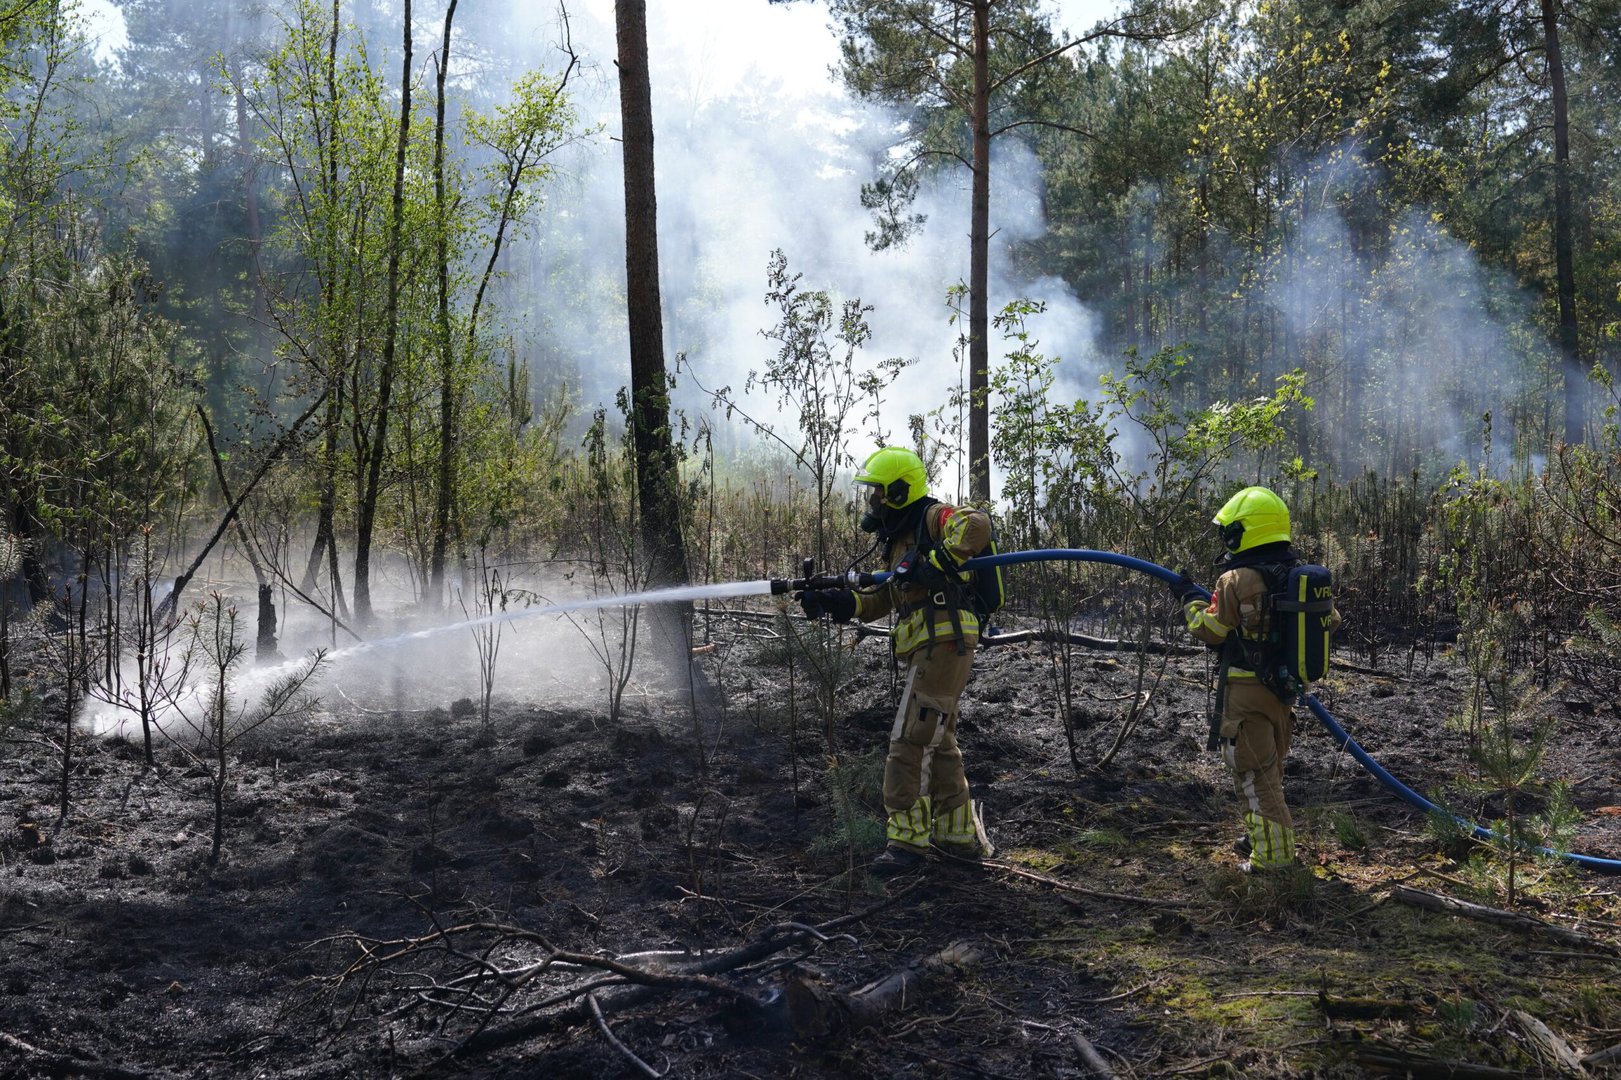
[[588, 993, 663, 1079], [1071, 1031, 1118, 1079], [1389, 885, 1619, 953], [787, 940, 986, 1039], [1584, 1041, 1621, 1070], [1346, 1042, 1526, 1080], [983, 858, 1188, 908], [445, 893, 917, 1059], [1316, 988, 1420, 1021], [1510, 1009, 1588, 1077], [0, 1030, 151, 1080], [1075, 979, 1157, 1005]]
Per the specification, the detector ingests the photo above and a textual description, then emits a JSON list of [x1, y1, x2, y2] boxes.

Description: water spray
[[80, 545, 1621, 871]]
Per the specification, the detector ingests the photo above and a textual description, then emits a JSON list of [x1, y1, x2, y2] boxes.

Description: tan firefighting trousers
[[883, 638, 977, 852], [1219, 678, 1296, 868]]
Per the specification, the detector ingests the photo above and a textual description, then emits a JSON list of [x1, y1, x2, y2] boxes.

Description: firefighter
[[797, 446, 990, 874], [1169, 486, 1340, 873]]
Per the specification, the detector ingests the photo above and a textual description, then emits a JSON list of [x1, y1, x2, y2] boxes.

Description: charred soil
[[2, 608, 1620, 1079]]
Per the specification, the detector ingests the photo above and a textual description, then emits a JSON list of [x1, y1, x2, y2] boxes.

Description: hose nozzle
[[768, 556, 881, 595]]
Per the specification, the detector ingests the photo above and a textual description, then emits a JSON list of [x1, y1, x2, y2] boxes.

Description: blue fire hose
[[929, 547, 1621, 873]]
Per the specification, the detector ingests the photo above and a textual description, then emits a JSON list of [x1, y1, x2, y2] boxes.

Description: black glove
[[1167, 569, 1202, 605], [798, 588, 856, 623], [892, 548, 947, 588]]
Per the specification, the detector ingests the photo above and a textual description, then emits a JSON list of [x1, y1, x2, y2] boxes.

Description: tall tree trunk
[[428, 0, 459, 610], [968, 0, 992, 505], [302, 0, 349, 623], [354, 0, 413, 624], [1540, 0, 1582, 444], [196, 404, 278, 660], [615, 0, 690, 589], [231, 57, 277, 406], [301, 386, 343, 610]]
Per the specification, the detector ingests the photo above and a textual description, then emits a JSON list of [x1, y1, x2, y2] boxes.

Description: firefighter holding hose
[[1169, 486, 1340, 874], [797, 447, 991, 874]]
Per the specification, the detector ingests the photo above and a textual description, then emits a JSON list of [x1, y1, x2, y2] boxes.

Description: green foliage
[[1435, 996, 1481, 1035], [987, 320, 1311, 574], [1425, 804, 1477, 864], [1206, 862, 1318, 923], [1064, 827, 1130, 854], [988, 298, 1114, 552], [552, 404, 649, 726], [1328, 811, 1367, 852], [1437, 603, 1579, 905], [684, 250, 907, 571], [807, 748, 886, 861]]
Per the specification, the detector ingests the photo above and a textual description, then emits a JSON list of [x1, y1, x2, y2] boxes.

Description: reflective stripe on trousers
[[883, 642, 975, 851]]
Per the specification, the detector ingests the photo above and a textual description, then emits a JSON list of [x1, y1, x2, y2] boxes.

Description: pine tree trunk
[[615, 0, 691, 590], [1540, 0, 1583, 444], [968, 0, 992, 504]]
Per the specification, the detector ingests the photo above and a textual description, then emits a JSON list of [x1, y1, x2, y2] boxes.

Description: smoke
[[501, 0, 1105, 500], [1262, 148, 1552, 477], [78, 570, 720, 738]]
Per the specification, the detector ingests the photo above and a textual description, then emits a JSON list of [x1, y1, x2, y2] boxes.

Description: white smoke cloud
[[1264, 174, 1550, 476], [504, 0, 1107, 501]]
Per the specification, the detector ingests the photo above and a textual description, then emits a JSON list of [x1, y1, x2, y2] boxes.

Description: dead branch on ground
[[315, 889, 918, 1066], [0, 1030, 152, 1080], [1071, 1030, 1118, 1079], [956, 851, 1188, 908], [787, 940, 987, 1039], [1389, 884, 1619, 953]]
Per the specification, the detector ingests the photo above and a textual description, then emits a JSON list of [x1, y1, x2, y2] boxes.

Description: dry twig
[[1390, 885, 1619, 953], [978, 857, 1188, 908], [588, 992, 664, 1078]]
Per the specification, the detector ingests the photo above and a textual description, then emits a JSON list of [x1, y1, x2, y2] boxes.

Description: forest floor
[[2, 591, 1621, 1080]]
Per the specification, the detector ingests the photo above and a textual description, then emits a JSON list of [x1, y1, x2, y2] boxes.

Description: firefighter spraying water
[[793, 447, 997, 875]]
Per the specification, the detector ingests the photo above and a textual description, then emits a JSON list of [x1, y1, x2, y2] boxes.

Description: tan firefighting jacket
[[854, 500, 990, 657], [1184, 564, 1341, 683]]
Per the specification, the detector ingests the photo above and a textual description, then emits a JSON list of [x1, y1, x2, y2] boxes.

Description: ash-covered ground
[[2, 593, 1619, 1079]]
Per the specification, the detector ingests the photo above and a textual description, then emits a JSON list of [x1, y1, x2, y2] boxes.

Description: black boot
[[870, 845, 928, 876]]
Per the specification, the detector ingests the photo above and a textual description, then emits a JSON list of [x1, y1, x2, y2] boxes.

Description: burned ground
[[2, 602, 1619, 1079]]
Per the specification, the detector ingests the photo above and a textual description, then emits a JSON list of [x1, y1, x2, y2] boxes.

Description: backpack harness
[[892, 498, 1005, 656], [1206, 556, 1334, 749]]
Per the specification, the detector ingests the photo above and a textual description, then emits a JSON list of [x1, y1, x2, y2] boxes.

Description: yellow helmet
[[855, 446, 928, 509], [1213, 486, 1290, 553]]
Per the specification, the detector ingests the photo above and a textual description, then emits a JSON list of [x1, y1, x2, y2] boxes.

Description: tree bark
[[428, 0, 459, 610], [353, 0, 413, 623], [968, 0, 992, 504], [615, 0, 691, 590], [787, 940, 986, 1039], [1540, 0, 1583, 444]]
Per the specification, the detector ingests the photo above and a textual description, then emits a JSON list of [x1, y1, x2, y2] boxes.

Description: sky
[[79, 0, 1123, 74]]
